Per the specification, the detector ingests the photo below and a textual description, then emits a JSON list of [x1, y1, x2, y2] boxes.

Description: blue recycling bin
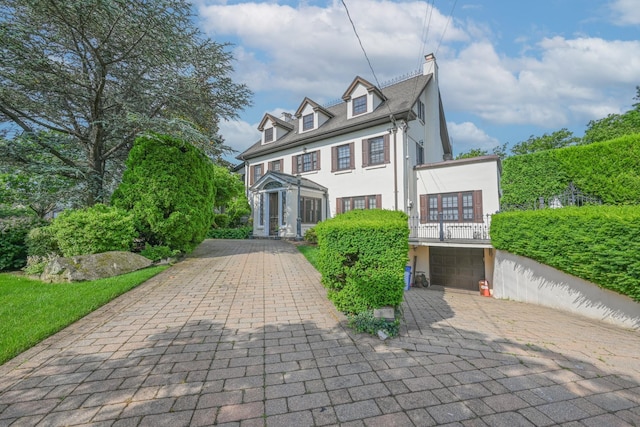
[[404, 266, 412, 291]]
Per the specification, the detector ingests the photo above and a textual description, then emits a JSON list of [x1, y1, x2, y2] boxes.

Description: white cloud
[[198, 0, 467, 99], [200, 0, 640, 154], [610, 0, 640, 25], [219, 119, 260, 162], [448, 121, 499, 155], [441, 37, 640, 127]]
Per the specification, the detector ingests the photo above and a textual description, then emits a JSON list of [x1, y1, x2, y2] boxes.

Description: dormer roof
[[238, 72, 451, 161], [294, 97, 335, 119], [341, 76, 386, 101], [257, 113, 294, 132]]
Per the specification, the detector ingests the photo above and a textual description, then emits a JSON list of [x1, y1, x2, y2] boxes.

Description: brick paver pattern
[[0, 239, 639, 426]]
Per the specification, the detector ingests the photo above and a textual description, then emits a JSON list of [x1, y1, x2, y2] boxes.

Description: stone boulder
[[40, 251, 152, 283]]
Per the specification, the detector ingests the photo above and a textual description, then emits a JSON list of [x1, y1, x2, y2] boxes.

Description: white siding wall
[[247, 123, 413, 219], [415, 158, 501, 217]]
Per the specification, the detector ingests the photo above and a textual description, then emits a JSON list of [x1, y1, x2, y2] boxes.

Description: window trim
[[264, 127, 274, 143], [331, 142, 355, 172], [302, 113, 314, 131], [336, 194, 382, 214], [417, 100, 425, 122], [292, 150, 321, 174], [250, 163, 264, 185], [301, 196, 322, 224], [361, 134, 390, 167], [419, 191, 483, 224], [268, 159, 283, 172], [352, 95, 367, 115]]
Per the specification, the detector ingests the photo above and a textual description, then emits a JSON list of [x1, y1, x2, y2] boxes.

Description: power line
[[340, 0, 395, 121], [436, 0, 458, 56]]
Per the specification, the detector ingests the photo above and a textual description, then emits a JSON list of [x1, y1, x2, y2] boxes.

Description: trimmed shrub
[[0, 211, 43, 271], [49, 204, 137, 256], [140, 244, 180, 262], [490, 205, 640, 301], [303, 227, 318, 244], [315, 209, 409, 314], [207, 226, 252, 239], [26, 226, 60, 257], [111, 134, 216, 253], [501, 135, 640, 208]]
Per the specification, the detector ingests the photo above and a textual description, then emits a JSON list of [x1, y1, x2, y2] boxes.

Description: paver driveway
[[0, 239, 639, 426]]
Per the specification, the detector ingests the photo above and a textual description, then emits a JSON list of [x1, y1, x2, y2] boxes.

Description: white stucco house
[[237, 54, 502, 291]]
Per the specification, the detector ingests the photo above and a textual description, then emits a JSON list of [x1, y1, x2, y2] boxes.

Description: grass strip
[[297, 244, 319, 269], [0, 266, 168, 365]]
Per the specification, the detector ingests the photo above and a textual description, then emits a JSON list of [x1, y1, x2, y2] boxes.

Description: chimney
[[423, 53, 437, 80], [280, 112, 293, 122]]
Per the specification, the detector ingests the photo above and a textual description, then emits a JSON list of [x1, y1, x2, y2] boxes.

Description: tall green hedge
[[501, 134, 640, 208], [490, 206, 640, 301], [315, 210, 409, 314], [112, 134, 216, 253]]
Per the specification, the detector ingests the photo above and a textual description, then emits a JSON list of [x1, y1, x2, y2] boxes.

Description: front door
[[268, 192, 279, 236]]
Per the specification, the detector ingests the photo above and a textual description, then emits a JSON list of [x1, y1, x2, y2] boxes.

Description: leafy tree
[[455, 148, 488, 160], [455, 142, 508, 160], [111, 133, 216, 253], [510, 128, 580, 155], [0, 0, 251, 206], [0, 171, 76, 218], [582, 89, 640, 143], [212, 165, 250, 228]]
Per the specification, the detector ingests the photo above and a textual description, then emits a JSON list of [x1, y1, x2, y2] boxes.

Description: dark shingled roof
[[238, 73, 440, 160]]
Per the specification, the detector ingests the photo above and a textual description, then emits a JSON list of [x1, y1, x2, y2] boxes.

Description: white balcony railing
[[408, 214, 492, 242]]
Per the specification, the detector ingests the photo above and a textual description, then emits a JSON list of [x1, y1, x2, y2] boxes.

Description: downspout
[[402, 121, 410, 215], [391, 117, 399, 211]]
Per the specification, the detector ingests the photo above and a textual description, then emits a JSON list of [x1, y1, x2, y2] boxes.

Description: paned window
[[420, 191, 483, 223], [264, 127, 273, 142], [281, 191, 287, 226], [253, 164, 262, 180], [462, 192, 474, 221], [337, 145, 351, 170], [362, 135, 389, 167], [441, 194, 459, 221], [417, 101, 425, 121], [338, 195, 381, 214], [301, 197, 322, 224], [368, 137, 385, 165], [352, 197, 365, 210], [428, 195, 438, 221], [259, 194, 264, 226], [416, 140, 424, 165], [302, 114, 314, 131], [294, 151, 320, 173], [353, 95, 367, 115], [268, 160, 282, 172]]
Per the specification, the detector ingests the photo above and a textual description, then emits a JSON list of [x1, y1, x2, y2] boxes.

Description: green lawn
[[0, 266, 168, 365], [297, 244, 319, 269]]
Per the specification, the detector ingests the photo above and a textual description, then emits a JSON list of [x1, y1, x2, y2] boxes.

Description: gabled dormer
[[294, 97, 334, 133], [342, 76, 386, 120], [258, 113, 294, 145]]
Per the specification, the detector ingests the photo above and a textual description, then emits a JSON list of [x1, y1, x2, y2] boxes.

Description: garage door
[[429, 247, 485, 291]]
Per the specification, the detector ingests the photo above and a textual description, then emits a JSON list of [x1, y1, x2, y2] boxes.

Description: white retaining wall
[[492, 250, 639, 330]]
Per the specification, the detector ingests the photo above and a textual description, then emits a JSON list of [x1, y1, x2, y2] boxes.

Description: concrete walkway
[[0, 239, 638, 426]]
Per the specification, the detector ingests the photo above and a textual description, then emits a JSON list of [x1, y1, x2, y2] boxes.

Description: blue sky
[[193, 0, 640, 161]]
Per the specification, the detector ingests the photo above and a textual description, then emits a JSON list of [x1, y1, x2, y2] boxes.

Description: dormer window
[[302, 114, 314, 131], [353, 95, 367, 115], [265, 127, 274, 143], [343, 77, 385, 120], [258, 113, 294, 145]]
